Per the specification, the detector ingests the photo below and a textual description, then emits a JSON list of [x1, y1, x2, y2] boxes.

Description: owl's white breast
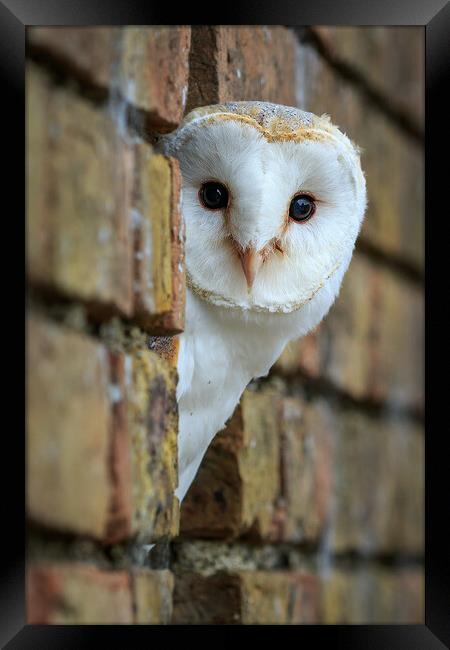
[[175, 253, 350, 502], [175, 288, 279, 501]]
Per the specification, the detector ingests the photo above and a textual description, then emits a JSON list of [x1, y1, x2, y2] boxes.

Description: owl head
[[161, 101, 366, 322]]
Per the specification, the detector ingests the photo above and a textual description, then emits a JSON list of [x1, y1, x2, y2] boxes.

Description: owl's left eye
[[289, 194, 316, 223], [199, 182, 229, 210]]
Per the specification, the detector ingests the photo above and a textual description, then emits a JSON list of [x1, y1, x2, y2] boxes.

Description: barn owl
[[158, 101, 367, 505]]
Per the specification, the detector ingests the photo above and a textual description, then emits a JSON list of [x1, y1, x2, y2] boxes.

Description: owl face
[[162, 102, 366, 315]]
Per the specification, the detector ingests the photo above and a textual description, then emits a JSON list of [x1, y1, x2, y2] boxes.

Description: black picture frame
[[7, 0, 447, 646]]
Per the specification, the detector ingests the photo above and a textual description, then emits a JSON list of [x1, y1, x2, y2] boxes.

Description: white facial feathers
[[160, 102, 366, 315]]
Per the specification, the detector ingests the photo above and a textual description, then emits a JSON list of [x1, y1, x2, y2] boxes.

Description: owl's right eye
[[199, 182, 229, 210]]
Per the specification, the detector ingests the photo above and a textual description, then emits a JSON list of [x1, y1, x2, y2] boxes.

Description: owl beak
[[238, 247, 263, 290]]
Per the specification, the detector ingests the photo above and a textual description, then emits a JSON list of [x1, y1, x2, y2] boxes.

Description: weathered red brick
[[132, 150, 185, 335], [131, 569, 174, 624], [27, 64, 185, 334], [27, 27, 191, 131], [172, 570, 320, 624], [27, 313, 179, 543], [276, 396, 333, 543], [321, 566, 424, 623], [27, 313, 113, 539], [128, 348, 179, 542], [295, 38, 424, 269], [186, 26, 297, 112], [276, 253, 424, 411], [122, 27, 191, 130], [240, 571, 320, 624], [27, 27, 118, 89], [310, 27, 424, 128], [27, 64, 134, 316], [104, 351, 133, 543], [180, 388, 281, 540], [27, 563, 133, 624], [330, 411, 424, 556]]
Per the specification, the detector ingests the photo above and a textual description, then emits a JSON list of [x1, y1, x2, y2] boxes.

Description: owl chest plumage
[[175, 253, 351, 502], [175, 288, 296, 501]]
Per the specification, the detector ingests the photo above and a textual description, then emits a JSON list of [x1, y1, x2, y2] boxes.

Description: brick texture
[[295, 39, 424, 269], [28, 27, 191, 131], [27, 563, 133, 624], [131, 569, 174, 624], [27, 314, 114, 539], [128, 348, 179, 542], [27, 313, 178, 544], [27, 65, 134, 316], [172, 570, 319, 624], [180, 387, 423, 556], [276, 396, 333, 543], [180, 388, 281, 540], [276, 253, 424, 410], [186, 26, 297, 112], [26, 25, 424, 626], [310, 27, 424, 127], [330, 411, 424, 555], [132, 150, 185, 334], [321, 566, 424, 623], [27, 63, 185, 333]]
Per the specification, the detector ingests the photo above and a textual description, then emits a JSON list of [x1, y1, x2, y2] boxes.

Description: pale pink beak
[[237, 247, 264, 289]]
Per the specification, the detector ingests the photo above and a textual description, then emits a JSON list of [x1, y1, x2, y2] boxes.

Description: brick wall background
[[26, 26, 424, 624]]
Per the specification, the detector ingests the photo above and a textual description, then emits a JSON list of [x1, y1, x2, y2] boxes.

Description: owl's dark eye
[[199, 181, 229, 210], [289, 194, 316, 222]]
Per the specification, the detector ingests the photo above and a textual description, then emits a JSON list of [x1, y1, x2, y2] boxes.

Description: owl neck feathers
[[175, 280, 338, 502], [181, 287, 305, 386], [175, 287, 298, 496]]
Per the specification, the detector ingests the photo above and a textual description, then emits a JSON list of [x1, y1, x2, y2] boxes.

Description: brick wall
[[26, 26, 424, 624]]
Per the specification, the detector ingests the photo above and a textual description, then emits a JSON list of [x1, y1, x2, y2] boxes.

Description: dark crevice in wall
[[184, 26, 219, 115], [293, 27, 424, 146], [170, 539, 424, 573], [331, 550, 424, 570], [28, 522, 423, 575], [26, 289, 153, 354], [27, 522, 162, 570]]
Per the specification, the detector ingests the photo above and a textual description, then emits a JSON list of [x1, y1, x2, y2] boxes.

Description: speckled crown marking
[[163, 101, 360, 156]]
